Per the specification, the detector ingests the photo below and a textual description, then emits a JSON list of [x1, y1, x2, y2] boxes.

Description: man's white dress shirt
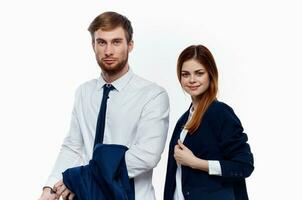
[[46, 69, 169, 200]]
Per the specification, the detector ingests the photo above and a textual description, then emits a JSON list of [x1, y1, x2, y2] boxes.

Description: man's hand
[[54, 180, 75, 200], [38, 187, 58, 200]]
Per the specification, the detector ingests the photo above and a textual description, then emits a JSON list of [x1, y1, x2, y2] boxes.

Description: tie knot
[[104, 83, 113, 89], [103, 84, 114, 97]]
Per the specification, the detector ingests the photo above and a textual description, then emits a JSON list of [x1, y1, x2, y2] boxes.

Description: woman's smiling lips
[[187, 85, 200, 90]]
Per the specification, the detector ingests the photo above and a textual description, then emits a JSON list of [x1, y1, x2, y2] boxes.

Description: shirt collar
[[97, 68, 134, 92], [188, 105, 194, 119]]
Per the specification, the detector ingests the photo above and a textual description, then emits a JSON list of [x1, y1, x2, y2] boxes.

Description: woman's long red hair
[[177, 45, 219, 134]]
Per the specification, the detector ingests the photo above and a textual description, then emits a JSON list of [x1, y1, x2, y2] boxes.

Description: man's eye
[[97, 40, 106, 46], [113, 40, 121, 45]]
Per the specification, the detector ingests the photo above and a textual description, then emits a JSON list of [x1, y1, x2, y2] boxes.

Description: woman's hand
[[174, 139, 196, 167], [174, 139, 209, 172]]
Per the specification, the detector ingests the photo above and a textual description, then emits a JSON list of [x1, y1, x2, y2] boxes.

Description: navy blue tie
[[93, 84, 114, 148]]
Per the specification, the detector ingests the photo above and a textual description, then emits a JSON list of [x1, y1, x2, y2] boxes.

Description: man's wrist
[[42, 186, 55, 194]]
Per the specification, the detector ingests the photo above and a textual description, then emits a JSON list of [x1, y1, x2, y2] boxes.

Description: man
[[39, 11, 169, 200]]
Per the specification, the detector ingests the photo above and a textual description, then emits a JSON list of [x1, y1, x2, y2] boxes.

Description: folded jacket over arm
[[63, 144, 135, 200]]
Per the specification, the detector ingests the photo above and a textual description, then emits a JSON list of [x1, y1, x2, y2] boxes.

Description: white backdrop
[[0, 0, 301, 199]]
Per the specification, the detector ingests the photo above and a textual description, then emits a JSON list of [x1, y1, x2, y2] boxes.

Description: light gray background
[[0, 0, 301, 199]]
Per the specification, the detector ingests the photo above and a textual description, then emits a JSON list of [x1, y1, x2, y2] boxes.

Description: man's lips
[[103, 59, 116, 64]]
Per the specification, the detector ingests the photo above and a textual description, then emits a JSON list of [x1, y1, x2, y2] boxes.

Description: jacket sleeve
[[217, 104, 254, 180], [125, 90, 169, 178]]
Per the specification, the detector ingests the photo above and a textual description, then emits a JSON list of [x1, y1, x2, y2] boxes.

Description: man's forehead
[[94, 27, 126, 40]]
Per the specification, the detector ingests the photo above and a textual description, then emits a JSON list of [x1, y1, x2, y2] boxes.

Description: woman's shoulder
[[208, 100, 233, 113], [206, 100, 239, 121]]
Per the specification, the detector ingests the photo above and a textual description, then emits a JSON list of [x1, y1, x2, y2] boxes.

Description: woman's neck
[[191, 96, 201, 111]]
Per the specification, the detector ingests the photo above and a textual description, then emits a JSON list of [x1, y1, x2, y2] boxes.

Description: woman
[[164, 45, 254, 200]]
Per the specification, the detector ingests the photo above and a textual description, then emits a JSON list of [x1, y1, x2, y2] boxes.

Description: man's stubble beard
[[97, 53, 129, 76]]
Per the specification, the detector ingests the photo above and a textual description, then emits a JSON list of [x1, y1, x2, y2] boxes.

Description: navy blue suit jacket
[[63, 144, 134, 200], [164, 101, 254, 200]]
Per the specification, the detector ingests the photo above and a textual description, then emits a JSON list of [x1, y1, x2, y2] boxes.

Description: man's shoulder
[[130, 74, 166, 94], [74, 79, 98, 96], [78, 79, 98, 90], [78, 79, 98, 89]]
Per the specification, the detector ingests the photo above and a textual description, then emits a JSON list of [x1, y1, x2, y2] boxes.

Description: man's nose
[[104, 44, 114, 56]]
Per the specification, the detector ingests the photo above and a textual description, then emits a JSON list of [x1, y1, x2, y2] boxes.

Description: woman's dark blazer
[[164, 101, 254, 200]]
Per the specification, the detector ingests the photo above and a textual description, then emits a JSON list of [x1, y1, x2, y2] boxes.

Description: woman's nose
[[189, 75, 196, 83]]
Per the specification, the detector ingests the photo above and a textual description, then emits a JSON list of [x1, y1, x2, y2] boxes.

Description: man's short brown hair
[[88, 11, 133, 43]]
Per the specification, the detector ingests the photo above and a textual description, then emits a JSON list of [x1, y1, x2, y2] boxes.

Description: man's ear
[[92, 42, 96, 53], [128, 40, 134, 52]]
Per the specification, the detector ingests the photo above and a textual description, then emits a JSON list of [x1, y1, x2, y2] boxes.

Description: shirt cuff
[[45, 175, 61, 188], [208, 160, 222, 176]]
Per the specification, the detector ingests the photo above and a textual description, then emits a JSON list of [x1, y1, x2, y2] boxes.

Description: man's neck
[[101, 64, 129, 83]]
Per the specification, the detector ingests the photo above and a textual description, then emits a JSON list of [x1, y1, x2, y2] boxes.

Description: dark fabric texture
[[164, 101, 254, 200], [63, 144, 135, 200], [93, 84, 114, 148]]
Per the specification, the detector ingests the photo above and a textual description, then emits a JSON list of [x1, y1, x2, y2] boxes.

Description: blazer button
[[185, 191, 190, 196]]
